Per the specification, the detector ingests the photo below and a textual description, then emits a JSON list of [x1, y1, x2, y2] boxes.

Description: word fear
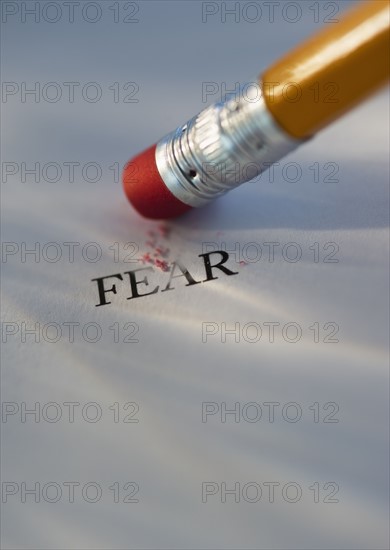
[[91, 251, 238, 307]]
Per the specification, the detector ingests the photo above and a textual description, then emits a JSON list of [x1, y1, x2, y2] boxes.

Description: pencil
[[123, 0, 390, 219]]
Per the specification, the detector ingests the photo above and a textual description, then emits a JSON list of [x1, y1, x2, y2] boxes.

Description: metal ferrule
[[155, 83, 305, 208]]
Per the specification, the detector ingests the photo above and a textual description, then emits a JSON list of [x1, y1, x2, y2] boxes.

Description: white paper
[[1, 2, 389, 548]]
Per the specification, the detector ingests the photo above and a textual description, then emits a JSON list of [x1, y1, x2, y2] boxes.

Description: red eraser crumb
[[122, 144, 192, 219]]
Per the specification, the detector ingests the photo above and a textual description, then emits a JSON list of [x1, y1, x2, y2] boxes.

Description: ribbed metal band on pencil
[[155, 84, 305, 208]]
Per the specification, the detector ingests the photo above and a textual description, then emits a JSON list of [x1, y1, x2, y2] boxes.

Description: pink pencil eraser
[[122, 144, 192, 219]]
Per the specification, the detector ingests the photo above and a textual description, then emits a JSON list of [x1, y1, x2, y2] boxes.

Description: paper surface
[[1, 2, 389, 548]]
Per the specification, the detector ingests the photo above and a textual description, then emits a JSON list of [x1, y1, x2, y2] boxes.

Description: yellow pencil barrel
[[261, 0, 390, 139]]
